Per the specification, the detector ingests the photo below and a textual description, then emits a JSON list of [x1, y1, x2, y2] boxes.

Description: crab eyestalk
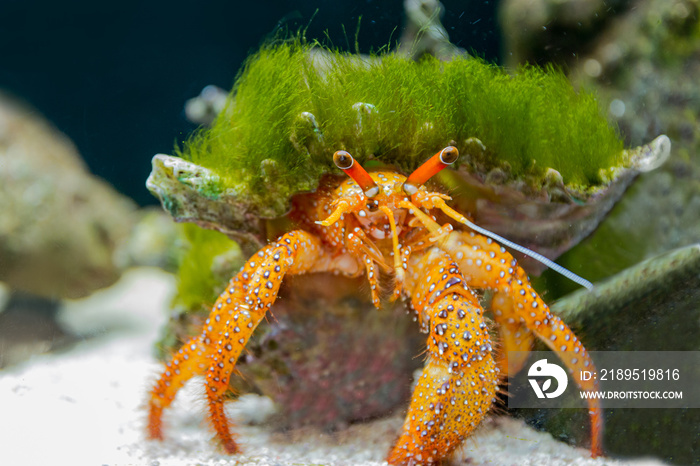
[[402, 146, 459, 195], [333, 150, 380, 198]]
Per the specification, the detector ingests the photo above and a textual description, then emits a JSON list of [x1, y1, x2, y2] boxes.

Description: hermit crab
[[145, 41, 668, 464]]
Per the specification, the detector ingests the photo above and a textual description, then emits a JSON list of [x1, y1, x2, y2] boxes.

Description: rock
[[114, 207, 181, 272], [0, 292, 72, 368], [554, 244, 700, 353], [0, 94, 137, 299], [499, 0, 630, 68], [146, 154, 265, 256]]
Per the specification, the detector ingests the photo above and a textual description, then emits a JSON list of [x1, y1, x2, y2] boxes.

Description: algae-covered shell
[[147, 41, 669, 266]]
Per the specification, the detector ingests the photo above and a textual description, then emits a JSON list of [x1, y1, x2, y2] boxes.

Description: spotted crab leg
[[147, 254, 265, 440], [441, 230, 604, 456], [388, 246, 498, 465], [150, 230, 361, 453], [403, 193, 603, 455], [490, 291, 537, 375]]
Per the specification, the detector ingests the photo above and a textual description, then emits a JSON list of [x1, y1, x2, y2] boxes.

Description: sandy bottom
[[0, 268, 667, 466]]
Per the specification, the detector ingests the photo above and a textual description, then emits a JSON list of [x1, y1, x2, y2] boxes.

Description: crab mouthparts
[[357, 208, 406, 240]]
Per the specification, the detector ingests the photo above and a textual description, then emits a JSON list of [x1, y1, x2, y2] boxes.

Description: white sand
[[0, 268, 667, 466]]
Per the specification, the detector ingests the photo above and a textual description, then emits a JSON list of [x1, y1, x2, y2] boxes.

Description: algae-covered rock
[[0, 94, 137, 299], [443, 134, 669, 273], [172, 42, 626, 210]]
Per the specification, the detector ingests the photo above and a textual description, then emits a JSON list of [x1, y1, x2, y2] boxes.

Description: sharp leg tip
[[223, 439, 241, 454]]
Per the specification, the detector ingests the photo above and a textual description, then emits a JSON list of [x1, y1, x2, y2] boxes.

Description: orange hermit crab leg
[[490, 289, 537, 375], [333, 150, 379, 197], [203, 230, 339, 453], [388, 246, 497, 464], [147, 252, 266, 441], [401, 195, 602, 455], [149, 230, 363, 454], [441, 230, 603, 456]]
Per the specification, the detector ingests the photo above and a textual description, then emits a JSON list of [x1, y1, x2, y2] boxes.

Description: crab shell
[[148, 135, 669, 273]]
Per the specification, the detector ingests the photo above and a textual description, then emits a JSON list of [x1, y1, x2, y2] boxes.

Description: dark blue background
[[0, 1, 500, 205]]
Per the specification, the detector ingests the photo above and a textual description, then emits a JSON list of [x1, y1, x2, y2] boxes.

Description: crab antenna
[[403, 146, 459, 195], [333, 150, 380, 198], [430, 197, 595, 290]]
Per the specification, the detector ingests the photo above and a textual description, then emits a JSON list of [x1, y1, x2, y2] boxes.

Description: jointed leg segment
[[388, 247, 498, 465], [148, 230, 354, 453], [441, 230, 604, 456], [404, 196, 602, 456], [147, 253, 265, 440]]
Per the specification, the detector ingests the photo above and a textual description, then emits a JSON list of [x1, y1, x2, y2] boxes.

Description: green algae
[[177, 41, 624, 218], [174, 223, 243, 310]]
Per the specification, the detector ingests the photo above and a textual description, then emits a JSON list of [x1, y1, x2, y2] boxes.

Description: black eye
[[440, 146, 459, 165], [367, 203, 378, 212], [333, 150, 354, 169]]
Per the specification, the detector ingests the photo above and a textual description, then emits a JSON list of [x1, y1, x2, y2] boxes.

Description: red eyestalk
[[333, 150, 380, 198], [402, 146, 459, 195]]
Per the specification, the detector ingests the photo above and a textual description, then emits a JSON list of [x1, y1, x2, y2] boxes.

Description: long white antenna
[[460, 217, 594, 290]]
